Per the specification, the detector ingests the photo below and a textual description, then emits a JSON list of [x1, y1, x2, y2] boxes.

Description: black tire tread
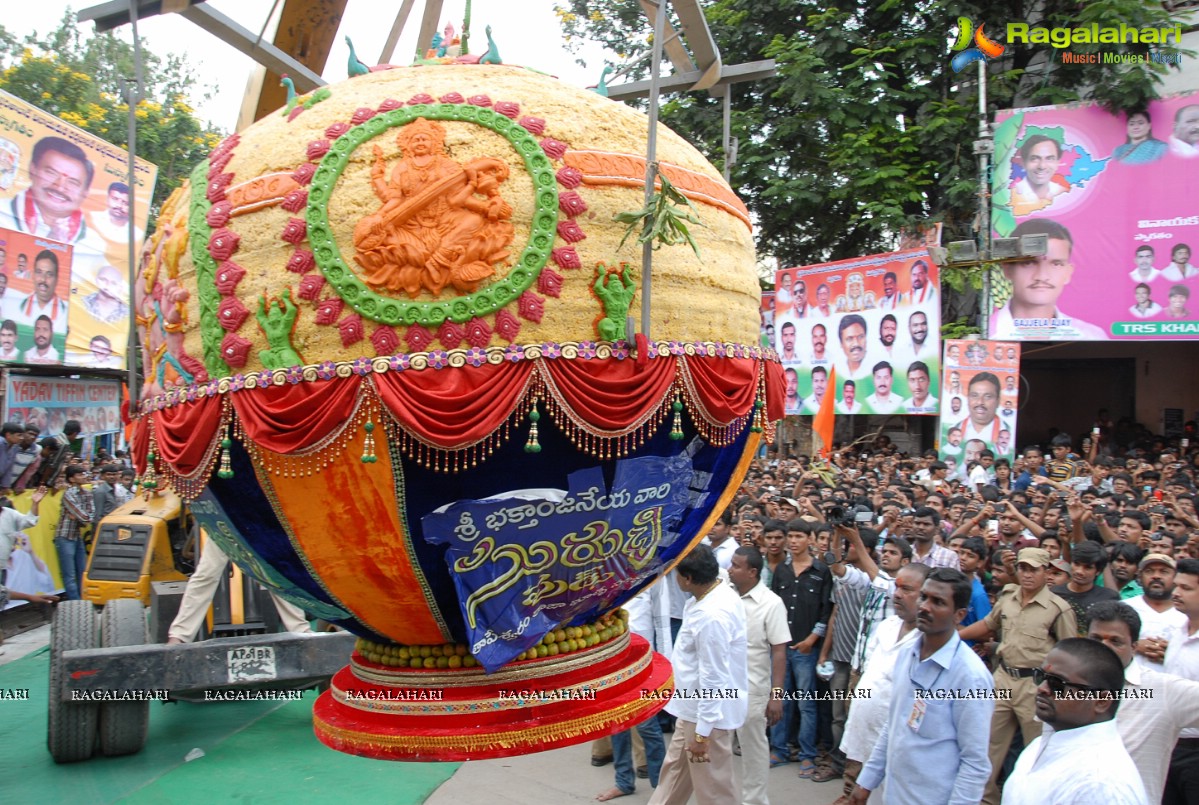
[[98, 599, 151, 757], [47, 600, 99, 763]]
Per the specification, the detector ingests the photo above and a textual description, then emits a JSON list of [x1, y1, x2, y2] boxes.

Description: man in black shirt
[[769, 518, 833, 777], [1052, 539, 1119, 635]]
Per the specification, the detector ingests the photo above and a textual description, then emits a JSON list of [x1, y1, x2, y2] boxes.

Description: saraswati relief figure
[[353, 118, 515, 297]]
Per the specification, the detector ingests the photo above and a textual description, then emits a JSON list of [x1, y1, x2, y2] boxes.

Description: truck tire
[[98, 599, 151, 757], [47, 600, 99, 763]]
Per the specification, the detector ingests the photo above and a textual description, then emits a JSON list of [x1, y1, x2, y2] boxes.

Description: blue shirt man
[[853, 568, 995, 804]]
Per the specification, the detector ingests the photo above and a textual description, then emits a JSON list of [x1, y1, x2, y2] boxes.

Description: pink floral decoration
[[468, 94, 492, 107], [540, 138, 567, 160], [218, 296, 250, 332], [325, 122, 351, 139], [439, 92, 465, 104], [206, 200, 232, 228], [351, 107, 377, 125], [297, 273, 326, 301], [307, 140, 331, 161], [494, 101, 520, 119], [338, 314, 364, 347], [292, 163, 316, 185], [519, 116, 546, 135], [377, 98, 402, 113], [208, 228, 240, 261], [280, 217, 308, 245], [494, 309, 521, 342], [537, 269, 564, 298], [556, 220, 586, 243], [518, 292, 545, 323], [315, 297, 344, 325], [556, 166, 583, 189], [465, 317, 492, 348], [559, 191, 587, 217], [214, 261, 245, 294], [405, 325, 434, 351], [281, 189, 308, 213], [407, 93, 435, 105], [551, 246, 581, 270], [371, 325, 400, 355], [206, 173, 233, 203], [286, 249, 315, 274], [437, 320, 466, 349], [220, 334, 252, 368]]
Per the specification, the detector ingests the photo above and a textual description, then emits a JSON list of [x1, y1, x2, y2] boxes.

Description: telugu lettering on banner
[[0, 89, 158, 368], [990, 91, 1199, 340], [773, 249, 941, 416], [422, 456, 692, 672]]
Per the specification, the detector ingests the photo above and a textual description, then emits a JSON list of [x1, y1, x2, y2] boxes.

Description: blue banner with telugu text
[[422, 455, 692, 673]]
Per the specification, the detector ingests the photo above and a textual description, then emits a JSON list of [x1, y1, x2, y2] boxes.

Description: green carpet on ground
[[0, 647, 459, 803]]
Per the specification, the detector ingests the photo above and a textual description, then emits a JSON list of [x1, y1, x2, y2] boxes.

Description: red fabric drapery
[[763, 360, 785, 422], [151, 395, 223, 476], [145, 354, 781, 461], [131, 416, 151, 474], [686, 356, 758, 424], [541, 357, 675, 432], [233, 377, 363, 453], [373, 361, 534, 448]]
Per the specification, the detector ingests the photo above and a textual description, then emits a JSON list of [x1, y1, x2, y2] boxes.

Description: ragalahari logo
[[950, 17, 1005, 73]]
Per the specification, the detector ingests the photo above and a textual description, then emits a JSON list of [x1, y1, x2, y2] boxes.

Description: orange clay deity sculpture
[[352, 117, 514, 298]]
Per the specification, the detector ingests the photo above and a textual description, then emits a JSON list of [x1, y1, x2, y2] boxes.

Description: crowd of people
[[595, 423, 1199, 804], [0, 417, 136, 609]]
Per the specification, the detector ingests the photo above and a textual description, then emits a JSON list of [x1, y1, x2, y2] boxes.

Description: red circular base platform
[[313, 632, 673, 761]]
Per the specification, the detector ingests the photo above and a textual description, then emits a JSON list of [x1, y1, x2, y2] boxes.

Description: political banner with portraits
[[990, 91, 1199, 340], [3, 376, 123, 440], [937, 340, 1021, 478], [760, 289, 775, 349], [775, 248, 941, 417], [0, 89, 158, 369]]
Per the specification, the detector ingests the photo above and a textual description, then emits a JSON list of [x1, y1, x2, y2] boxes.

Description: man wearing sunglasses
[[1001, 638, 1148, 804], [850, 568, 995, 804]]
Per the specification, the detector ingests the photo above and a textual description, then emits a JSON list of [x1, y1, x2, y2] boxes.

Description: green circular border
[[307, 103, 559, 327]]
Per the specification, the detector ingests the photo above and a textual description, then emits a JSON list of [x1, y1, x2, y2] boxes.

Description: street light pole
[[640, 0, 668, 339], [124, 0, 145, 418], [975, 58, 994, 338]]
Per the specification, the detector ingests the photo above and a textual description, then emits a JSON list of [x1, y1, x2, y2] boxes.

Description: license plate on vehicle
[[227, 646, 277, 682]]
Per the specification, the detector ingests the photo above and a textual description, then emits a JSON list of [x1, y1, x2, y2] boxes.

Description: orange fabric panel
[[264, 427, 447, 645]]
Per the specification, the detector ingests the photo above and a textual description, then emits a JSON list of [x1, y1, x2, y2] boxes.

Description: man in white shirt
[[1126, 553, 1186, 672], [13, 250, 69, 336], [22, 316, 59, 365], [908, 259, 937, 308], [1128, 283, 1162, 319], [834, 315, 870, 381], [648, 544, 747, 805], [906, 310, 935, 362], [1087, 601, 1199, 802], [877, 271, 906, 310], [1168, 104, 1199, 158], [1001, 638, 1148, 804], [0, 319, 18, 361], [800, 366, 829, 414], [783, 368, 802, 416], [1162, 244, 1199, 282], [728, 547, 789, 805], [902, 361, 938, 414], [837, 380, 862, 415], [1129, 245, 1160, 284], [809, 323, 829, 365], [1163, 558, 1199, 804], [954, 372, 1004, 448], [702, 515, 737, 570], [0, 136, 103, 258], [864, 362, 902, 414]]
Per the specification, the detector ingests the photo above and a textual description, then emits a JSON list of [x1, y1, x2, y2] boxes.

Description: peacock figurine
[[592, 65, 614, 97], [346, 36, 370, 77], [280, 74, 298, 114], [479, 25, 501, 65]]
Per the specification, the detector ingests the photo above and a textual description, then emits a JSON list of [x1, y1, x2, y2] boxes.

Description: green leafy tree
[[0, 12, 223, 217], [555, 0, 1188, 273]]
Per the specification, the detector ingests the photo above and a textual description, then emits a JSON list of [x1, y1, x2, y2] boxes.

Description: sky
[[4, 0, 620, 132]]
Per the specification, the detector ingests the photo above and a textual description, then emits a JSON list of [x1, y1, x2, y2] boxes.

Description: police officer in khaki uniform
[[958, 547, 1076, 805]]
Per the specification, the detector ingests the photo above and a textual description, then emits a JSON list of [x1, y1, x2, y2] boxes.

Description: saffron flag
[[813, 366, 836, 457]]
